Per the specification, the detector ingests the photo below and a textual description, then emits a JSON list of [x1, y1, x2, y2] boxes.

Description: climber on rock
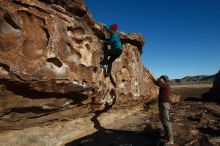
[[100, 24, 123, 77], [146, 70, 174, 145]]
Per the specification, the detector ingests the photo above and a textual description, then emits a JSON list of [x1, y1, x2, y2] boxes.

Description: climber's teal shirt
[[104, 25, 122, 50]]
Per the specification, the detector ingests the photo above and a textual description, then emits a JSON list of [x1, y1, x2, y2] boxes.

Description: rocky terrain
[[65, 100, 220, 146], [0, 0, 219, 146], [0, 0, 157, 145]]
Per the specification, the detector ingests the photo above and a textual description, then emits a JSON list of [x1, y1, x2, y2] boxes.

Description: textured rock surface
[[0, 0, 103, 94], [0, 106, 143, 146], [170, 94, 181, 103], [0, 0, 158, 145]]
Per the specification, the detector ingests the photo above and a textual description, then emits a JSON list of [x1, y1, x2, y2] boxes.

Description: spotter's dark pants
[[159, 102, 173, 140]]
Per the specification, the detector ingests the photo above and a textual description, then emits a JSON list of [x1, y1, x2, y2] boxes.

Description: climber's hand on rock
[[147, 68, 152, 74], [99, 23, 106, 26], [99, 23, 106, 31], [147, 69, 153, 79], [99, 40, 104, 43], [169, 102, 173, 112]]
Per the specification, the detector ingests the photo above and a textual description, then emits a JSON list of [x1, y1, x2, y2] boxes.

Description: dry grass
[[171, 83, 212, 98]]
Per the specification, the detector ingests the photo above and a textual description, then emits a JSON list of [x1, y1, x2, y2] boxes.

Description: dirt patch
[[65, 99, 220, 146]]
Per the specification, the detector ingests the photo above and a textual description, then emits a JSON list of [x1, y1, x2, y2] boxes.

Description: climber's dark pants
[[100, 48, 122, 74]]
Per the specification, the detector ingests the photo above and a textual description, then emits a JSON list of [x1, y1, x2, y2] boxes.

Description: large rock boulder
[[0, 0, 158, 136], [0, 0, 103, 94]]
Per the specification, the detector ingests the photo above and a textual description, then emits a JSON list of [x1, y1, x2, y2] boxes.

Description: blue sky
[[84, 0, 220, 79]]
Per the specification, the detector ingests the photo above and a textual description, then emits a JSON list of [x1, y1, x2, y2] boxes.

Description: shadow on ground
[[66, 88, 161, 146], [198, 127, 220, 136], [184, 96, 220, 103], [184, 96, 203, 101], [65, 128, 161, 146]]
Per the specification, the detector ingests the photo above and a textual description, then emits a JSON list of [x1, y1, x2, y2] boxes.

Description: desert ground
[[65, 83, 220, 146], [171, 83, 212, 98]]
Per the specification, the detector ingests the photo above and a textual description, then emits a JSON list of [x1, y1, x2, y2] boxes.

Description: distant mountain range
[[171, 74, 216, 84]]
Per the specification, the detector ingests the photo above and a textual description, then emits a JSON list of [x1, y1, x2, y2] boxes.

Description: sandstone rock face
[[0, 0, 102, 94], [0, 0, 158, 143], [38, 0, 95, 26]]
